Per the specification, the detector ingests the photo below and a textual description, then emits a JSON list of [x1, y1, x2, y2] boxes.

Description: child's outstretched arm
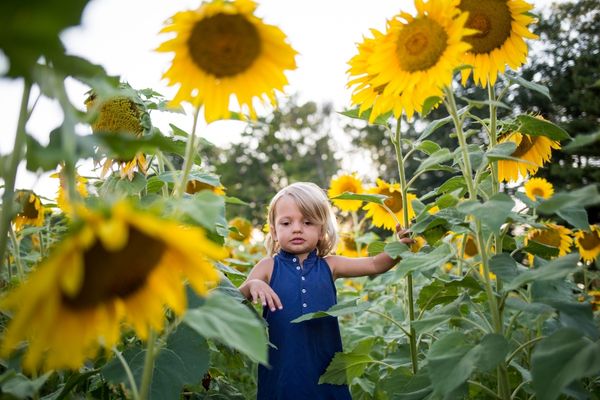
[[326, 227, 413, 279], [239, 258, 283, 312]]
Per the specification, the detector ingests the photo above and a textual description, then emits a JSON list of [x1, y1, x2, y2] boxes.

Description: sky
[[0, 0, 553, 198]]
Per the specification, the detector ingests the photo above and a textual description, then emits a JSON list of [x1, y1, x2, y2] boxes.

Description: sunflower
[[186, 180, 226, 195], [524, 177, 553, 201], [497, 130, 561, 182], [525, 222, 572, 266], [328, 173, 365, 212], [13, 190, 45, 230], [574, 225, 600, 263], [352, 0, 473, 121], [229, 217, 253, 242], [51, 166, 89, 215], [363, 179, 416, 231], [157, 0, 297, 122], [85, 94, 149, 181], [587, 290, 600, 312], [459, 0, 538, 87], [337, 232, 367, 258], [453, 233, 479, 259], [411, 236, 427, 253], [1, 201, 226, 371]]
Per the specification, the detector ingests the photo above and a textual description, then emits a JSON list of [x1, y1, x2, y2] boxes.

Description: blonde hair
[[265, 182, 337, 257]]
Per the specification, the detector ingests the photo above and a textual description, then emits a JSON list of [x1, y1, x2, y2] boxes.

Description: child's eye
[[304, 221, 312, 225]]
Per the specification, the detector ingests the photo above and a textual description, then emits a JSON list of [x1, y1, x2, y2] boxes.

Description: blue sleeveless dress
[[257, 250, 352, 400]]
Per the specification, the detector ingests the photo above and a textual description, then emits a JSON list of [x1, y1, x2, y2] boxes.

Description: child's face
[[272, 195, 322, 258]]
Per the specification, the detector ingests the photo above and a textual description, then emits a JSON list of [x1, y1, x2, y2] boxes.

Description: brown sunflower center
[[88, 97, 143, 136], [188, 13, 261, 78], [381, 188, 404, 213], [578, 231, 600, 251], [464, 236, 479, 258], [341, 235, 358, 251], [512, 135, 537, 158], [186, 180, 214, 194], [531, 187, 546, 198], [396, 17, 448, 72], [531, 228, 561, 248], [20, 196, 40, 219], [63, 227, 166, 309], [461, 0, 512, 54]]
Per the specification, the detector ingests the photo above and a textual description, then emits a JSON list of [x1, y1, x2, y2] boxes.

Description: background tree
[[206, 98, 340, 224]]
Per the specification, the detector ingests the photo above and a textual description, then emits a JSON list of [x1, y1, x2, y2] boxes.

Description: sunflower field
[[1, 0, 599, 399]]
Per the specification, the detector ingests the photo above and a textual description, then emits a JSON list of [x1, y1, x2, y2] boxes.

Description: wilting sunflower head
[[85, 93, 149, 180], [525, 222, 572, 266], [452, 232, 479, 259], [0, 201, 227, 371], [524, 177, 553, 201], [574, 225, 600, 264], [157, 0, 298, 122], [363, 179, 416, 231], [328, 173, 365, 212], [51, 166, 89, 216], [13, 190, 45, 230], [497, 127, 561, 182], [359, 0, 473, 120], [229, 216, 253, 242], [459, 0, 538, 87]]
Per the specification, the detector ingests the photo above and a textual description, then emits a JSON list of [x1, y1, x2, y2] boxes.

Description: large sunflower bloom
[[157, 0, 297, 122], [363, 179, 416, 231], [525, 222, 572, 266], [328, 173, 365, 212], [574, 225, 600, 264], [524, 177, 553, 201], [1, 202, 226, 371], [459, 0, 538, 87], [355, 0, 473, 121], [85, 94, 149, 181], [13, 190, 45, 230], [497, 130, 560, 182]]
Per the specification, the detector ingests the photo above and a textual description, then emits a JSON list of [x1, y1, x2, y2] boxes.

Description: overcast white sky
[[0, 0, 552, 198]]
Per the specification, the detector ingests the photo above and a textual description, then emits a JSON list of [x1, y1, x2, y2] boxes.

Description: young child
[[239, 182, 412, 400]]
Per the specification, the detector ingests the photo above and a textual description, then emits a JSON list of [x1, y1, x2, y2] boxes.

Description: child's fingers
[[258, 291, 267, 307], [270, 291, 283, 310], [265, 294, 276, 312]]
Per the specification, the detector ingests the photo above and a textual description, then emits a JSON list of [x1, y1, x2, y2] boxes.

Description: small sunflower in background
[[13, 190, 45, 230], [1, 201, 226, 371], [352, 0, 473, 121], [459, 0, 538, 87], [497, 125, 561, 182], [574, 225, 600, 264], [228, 217, 253, 242], [587, 290, 600, 311], [363, 179, 416, 231], [328, 173, 364, 212], [85, 90, 150, 181], [157, 0, 297, 121], [337, 232, 367, 258], [410, 236, 427, 253], [51, 166, 89, 215], [453, 233, 479, 260], [524, 177, 554, 201], [525, 222, 573, 266]]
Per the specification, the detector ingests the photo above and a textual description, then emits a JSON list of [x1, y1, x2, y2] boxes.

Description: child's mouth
[[291, 238, 305, 244]]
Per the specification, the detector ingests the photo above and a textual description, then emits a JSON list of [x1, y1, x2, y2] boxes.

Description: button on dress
[[257, 250, 351, 400]]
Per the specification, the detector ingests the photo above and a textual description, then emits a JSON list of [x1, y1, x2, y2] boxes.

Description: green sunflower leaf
[[330, 192, 386, 204], [563, 130, 600, 152], [339, 107, 392, 126], [318, 338, 376, 385], [537, 184, 600, 215], [516, 114, 571, 140], [506, 72, 551, 100], [504, 253, 580, 291], [291, 299, 371, 323]]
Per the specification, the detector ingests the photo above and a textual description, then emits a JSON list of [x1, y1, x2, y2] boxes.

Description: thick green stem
[[138, 330, 157, 400], [174, 107, 201, 198], [0, 80, 32, 269], [114, 347, 140, 400], [8, 227, 24, 281], [391, 118, 419, 374]]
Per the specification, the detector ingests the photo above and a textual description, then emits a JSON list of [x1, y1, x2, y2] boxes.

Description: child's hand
[[396, 224, 415, 245], [247, 279, 283, 312]]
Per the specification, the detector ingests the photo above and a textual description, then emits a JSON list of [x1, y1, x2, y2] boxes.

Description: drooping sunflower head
[[452, 232, 479, 259], [525, 222, 573, 266], [363, 179, 416, 231], [85, 92, 149, 180], [157, 0, 298, 122], [185, 180, 226, 195], [459, 0, 538, 87], [328, 173, 365, 212], [524, 177, 554, 201], [1, 201, 227, 371], [51, 166, 89, 216], [13, 190, 45, 230], [228, 216, 253, 242], [359, 0, 473, 120], [497, 129, 561, 182], [574, 225, 600, 264]]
